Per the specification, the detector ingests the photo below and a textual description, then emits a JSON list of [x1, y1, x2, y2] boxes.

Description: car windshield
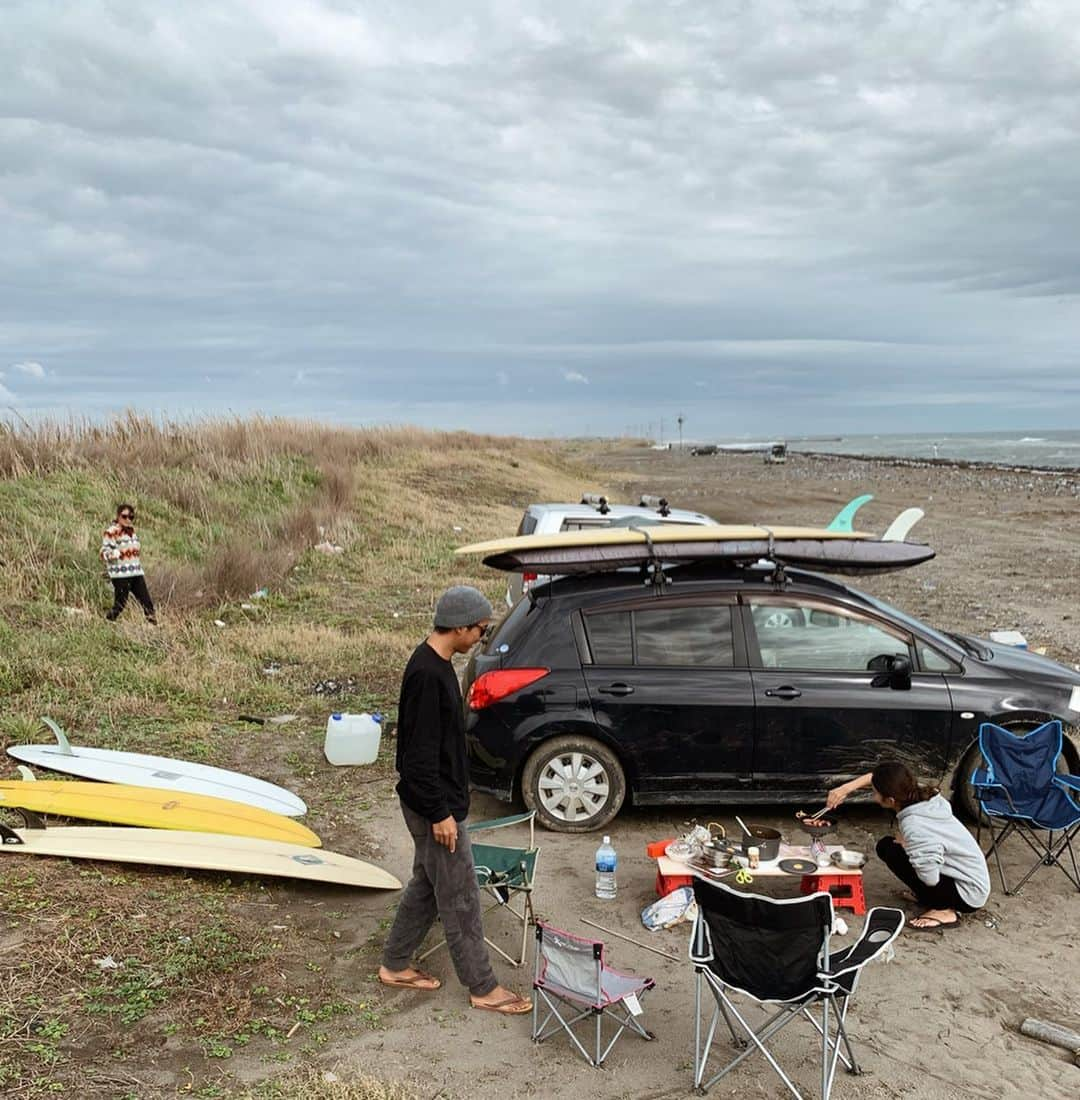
[[856, 589, 964, 658]]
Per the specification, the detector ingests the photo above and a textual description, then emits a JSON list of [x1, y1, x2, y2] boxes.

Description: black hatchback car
[[463, 563, 1080, 832]]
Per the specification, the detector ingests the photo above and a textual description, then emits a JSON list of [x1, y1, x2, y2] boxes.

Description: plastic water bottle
[[595, 836, 617, 899]]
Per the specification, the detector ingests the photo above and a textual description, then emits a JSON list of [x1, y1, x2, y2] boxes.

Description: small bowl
[[830, 849, 867, 869], [665, 840, 695, 863]]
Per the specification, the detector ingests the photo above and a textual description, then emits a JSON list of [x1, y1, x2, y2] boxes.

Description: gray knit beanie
[[433, 585, 493, 628]]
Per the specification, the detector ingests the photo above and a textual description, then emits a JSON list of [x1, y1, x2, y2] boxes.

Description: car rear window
[[584, 605, 734, 667], [635, 605, 734, 666]]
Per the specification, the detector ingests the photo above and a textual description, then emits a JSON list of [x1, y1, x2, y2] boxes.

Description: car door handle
[[764, 686, 802, 700], [597, 683, 635, 696]]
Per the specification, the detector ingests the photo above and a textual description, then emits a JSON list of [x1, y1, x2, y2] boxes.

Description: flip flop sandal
[[378, 970, 442, 991], [470, 993, 532, 1015], [906, 916, 962, 933]]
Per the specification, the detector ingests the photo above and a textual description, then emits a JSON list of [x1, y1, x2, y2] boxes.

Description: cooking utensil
[[733, 814, 751, 837], [778, 858, 818, 875], [797, 804, 831, 822]]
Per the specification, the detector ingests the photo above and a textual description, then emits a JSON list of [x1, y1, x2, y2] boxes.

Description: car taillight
[[468, 668, 549, 710], [521, 571, 538, 594]]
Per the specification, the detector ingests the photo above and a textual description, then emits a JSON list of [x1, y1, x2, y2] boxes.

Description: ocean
[[784, 430, 1080, 470]]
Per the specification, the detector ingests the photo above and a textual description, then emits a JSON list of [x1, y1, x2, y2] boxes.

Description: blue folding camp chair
[[971, 720, 1080, 896], [418, 810, 539, 966]]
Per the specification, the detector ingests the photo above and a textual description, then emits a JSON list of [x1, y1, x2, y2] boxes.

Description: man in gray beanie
[[378, 585, 532, 1015]]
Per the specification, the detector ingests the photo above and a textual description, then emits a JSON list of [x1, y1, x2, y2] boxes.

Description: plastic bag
[[641, 886, 697, 931]]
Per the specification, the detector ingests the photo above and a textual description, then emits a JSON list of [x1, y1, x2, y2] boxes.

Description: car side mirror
[[870, 654, 912, 690]]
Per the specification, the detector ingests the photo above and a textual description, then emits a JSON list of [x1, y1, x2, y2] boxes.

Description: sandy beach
[[325, 446, 1080, 1100]]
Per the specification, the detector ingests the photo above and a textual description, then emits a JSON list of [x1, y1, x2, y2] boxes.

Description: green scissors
[[733, 867, 754, 886]]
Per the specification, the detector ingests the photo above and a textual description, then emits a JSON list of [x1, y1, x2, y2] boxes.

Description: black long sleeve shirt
[[395, 641, 470, 823]]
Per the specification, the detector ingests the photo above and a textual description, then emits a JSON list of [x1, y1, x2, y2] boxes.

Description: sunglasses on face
[[119, 512, 135, 520], [467, 622, 493, 642]]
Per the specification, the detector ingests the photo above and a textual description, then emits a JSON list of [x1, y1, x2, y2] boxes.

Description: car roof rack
[[580, 493, 611, 514]]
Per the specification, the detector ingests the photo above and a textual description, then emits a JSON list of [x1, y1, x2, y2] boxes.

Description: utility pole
[[677, 414, 685, 451], [659, 417, 664, 447]]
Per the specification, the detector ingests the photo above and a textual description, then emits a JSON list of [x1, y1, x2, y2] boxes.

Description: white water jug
[[324, 712, 383, 765]]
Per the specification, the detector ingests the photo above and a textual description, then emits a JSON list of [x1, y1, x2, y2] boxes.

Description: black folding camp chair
[[418, 809, 539, 967], [531, 921, 655, 1067], [971, 720, 1080, 895], [690, 878, 903, 1099]]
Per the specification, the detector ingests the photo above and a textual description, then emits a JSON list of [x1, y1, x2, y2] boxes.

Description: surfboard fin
[[15, 765, 35, 782], [826, 494, 873, 532], [882, 507, 924, 542], [40, 717, 74, 755]]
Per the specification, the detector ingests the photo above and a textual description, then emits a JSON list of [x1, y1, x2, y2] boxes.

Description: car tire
[[521, 735, 626, 833], [950, 717, 1080, 822]]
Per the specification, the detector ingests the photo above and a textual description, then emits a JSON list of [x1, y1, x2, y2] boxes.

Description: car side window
[[584, 610, 633, 663], [635, 605, 734, 667], [917, 640, 960, 672], [751, 601, 909, 671]]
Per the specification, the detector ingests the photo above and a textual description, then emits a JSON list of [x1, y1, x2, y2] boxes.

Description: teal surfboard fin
[[40, 717, 74, 756], [882, 507, 924, 542], [827, 494, 873, 532]]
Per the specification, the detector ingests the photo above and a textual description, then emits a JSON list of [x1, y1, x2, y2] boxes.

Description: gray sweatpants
[[381, 800, 498, 997]]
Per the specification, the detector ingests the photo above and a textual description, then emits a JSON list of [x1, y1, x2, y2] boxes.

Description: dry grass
[[0, 415, 592, 1097]]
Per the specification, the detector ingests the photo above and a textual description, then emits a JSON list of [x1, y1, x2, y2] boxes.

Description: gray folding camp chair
[[531, 921, 655, 1067], [418, 809, 539, 967]]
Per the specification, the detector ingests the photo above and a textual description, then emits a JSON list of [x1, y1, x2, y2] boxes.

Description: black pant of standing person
[[107, 575, 156, 622]]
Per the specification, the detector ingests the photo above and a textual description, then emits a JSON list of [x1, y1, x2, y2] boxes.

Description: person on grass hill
[[378, 585, 532, 1016], [101, 503, 157, 624], [827, 761, 990, 931]]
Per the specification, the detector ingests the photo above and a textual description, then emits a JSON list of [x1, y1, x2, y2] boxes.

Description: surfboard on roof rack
[[456, 523, 934, 577]]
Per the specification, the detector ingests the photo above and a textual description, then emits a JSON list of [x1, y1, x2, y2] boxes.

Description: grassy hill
[[0, 415, 596, 1098]]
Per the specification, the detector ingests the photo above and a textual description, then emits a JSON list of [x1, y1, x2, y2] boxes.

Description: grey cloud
[[1, 1, 1079, 435]]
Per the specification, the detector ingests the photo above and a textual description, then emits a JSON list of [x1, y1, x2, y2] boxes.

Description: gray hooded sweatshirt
[[897, 794, 991, 909]]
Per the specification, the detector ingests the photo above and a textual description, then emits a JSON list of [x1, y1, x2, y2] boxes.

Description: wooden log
[[1020, 1017, 1080, 1059]]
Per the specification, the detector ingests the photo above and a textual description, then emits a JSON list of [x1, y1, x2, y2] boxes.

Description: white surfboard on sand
[[6, 718, 307, 817], [0, 824, 400, 889]]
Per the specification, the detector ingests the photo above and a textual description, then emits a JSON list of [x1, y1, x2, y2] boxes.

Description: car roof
[[525, 502, 714, 522]]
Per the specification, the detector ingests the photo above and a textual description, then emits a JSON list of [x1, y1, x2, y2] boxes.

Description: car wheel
[[521, 735, 626, 833], [951, 717, 1080, 822]]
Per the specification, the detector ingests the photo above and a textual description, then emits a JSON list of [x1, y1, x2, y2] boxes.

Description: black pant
[[876, 836, 977, 913], [107, 576, 156, 621]]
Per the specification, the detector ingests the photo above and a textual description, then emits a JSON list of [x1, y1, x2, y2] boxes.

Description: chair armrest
[[466, 810, 536, 833], [820, 907, 903, 983]]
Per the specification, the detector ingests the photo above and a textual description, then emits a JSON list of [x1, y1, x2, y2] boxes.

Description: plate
[[665, 841, 694, 863], [777, 858, 818, 875], [829, 850, 867, 870]]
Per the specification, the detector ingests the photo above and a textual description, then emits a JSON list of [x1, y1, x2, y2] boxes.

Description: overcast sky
[[3, 1, 1079, 438]]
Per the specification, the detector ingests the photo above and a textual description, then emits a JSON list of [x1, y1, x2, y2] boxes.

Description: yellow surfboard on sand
[[0, 778, 321, 847]]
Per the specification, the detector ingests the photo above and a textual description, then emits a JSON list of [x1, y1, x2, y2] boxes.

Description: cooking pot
[[738, 825, 781, 862]]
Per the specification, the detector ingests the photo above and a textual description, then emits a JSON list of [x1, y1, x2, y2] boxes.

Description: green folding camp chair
[[418, 810, 539, 967]]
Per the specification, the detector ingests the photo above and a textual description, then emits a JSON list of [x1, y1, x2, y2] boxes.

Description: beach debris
[[310, 677, 360, 697], [94, 955, 121, 971], [262, 662, 282, 677], [1020, 1018, 1080, 1066], [315, 540, 344, 555], [581, 917, 681, 962], [251, 587, 269, 599], [214, 619, 226, 628]]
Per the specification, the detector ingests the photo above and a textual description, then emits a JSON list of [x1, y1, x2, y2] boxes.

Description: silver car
[[505, 495, 720, 604]]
